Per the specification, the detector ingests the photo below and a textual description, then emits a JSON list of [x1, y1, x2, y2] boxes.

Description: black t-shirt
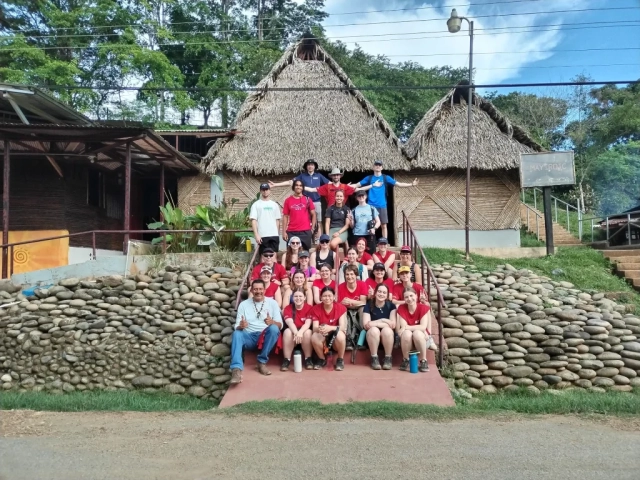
[[325, 204, 350, 229], [363, 300, 396, 320]]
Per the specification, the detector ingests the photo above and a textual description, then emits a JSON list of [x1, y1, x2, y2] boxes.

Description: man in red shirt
[[392, 265, 426, 305], [305, 167, 380, 207], [283, 179, 316, 251], [251, 248, 289, 287]]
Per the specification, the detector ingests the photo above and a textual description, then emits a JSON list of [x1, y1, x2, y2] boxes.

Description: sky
[[316, 0, 640, 94]]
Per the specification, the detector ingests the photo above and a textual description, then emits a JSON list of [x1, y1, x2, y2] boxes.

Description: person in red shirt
[[249, 267, 283, 308], [372, 237, 395, 277], [312, 263, 336, 304], [305, 167, 379, 207], [391, 265, 426, 306], [338, 264, 368, 350], [251, 248, 289, 287], [365, 262, 394, 299], [282, 180, 316, 251], [310, 286, 348, 370], [396, 288, 432, 373], [355, 237, 374, 269], [281, 290, 314, 371]]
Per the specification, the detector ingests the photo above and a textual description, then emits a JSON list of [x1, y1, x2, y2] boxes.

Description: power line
[[387, 47, 640, 57]]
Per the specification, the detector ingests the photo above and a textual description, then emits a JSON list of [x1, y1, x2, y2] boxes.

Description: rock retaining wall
[[0, 266, 242, 400], [434, 263, 640, 394]]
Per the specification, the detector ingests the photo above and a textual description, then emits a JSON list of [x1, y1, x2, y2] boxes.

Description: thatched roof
[[203, 38, 409, 175], [404, 86, 545, 170]]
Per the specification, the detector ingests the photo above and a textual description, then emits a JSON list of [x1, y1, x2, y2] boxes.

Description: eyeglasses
[[263, 254, 274, 258]]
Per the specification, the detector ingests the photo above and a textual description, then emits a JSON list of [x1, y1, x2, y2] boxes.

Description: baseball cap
[[262, 247, 275, 255], [259, 183, 270, 190], [260, 266, 272, 273], [356, 190, 367, 197], [378, 237, 388, 244], [319, 234, 330, 242], [374, 160, 383, 166], [373, 262, 386, 270], [299, 250, 310, 258], [400, 245, 412, 253], [398, 265, 411, 274]]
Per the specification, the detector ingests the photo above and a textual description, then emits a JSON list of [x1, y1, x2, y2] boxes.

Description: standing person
[[310, 234, 336, 275], [249, 183, 281, 254], [351, 160, 418, 239], [397, 288, 432, 373], [230, 279, 283, 384], [324, 190, 352, 253], [352, 190, 380, 253], [269, 159, 329, 240], [392, 245, 423, 286], [310, 287, 348, 371], [372, 237, 395, 277], [305, 168, 380, 207], [282, 180, 316, 251], [391, 265, 426, 306], [281, 290, 314, 371], [362, 284, 397, 370]]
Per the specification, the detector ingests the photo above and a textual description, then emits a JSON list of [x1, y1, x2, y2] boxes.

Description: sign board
[[519, 151, 575, 188]]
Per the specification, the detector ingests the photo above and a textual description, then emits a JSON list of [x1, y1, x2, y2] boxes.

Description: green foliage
[[519, 227, 545, 247], [148, 202, 201, 253], [188, 198, 252, 250], [590, 142, 640, 215]]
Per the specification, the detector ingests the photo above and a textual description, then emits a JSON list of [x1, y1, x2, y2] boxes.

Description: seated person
[[312, 263, 336, 304], [291, 250, 317, 280], [249, 266, 282, 308], [282, 236, 302, 271], [338, 247, 368, 283], [310, 286, 347, 371], [310, 234, 337, 276], [396, 288, 431, 373], [372, 237, 395, 277], [392, 265, 426, 306], [282, 270, 313, 309], [365, 262, 394, 299], [392, 245, 422, 286], [337, 265, 368, 350], [230, 279, 283, 384], [324, 190, 351, 253], [355, 237, 375, 271], [281, 290, 314, 371], [362, 284, 397, 370], [251, 248, 289, 287]]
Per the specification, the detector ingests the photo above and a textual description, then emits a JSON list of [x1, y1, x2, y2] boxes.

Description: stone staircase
[[602, 249, 640, 291], [520, 204, 582, 246]]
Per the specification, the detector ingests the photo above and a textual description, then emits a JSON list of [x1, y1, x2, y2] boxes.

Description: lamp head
[[447, 8, 462, 33]]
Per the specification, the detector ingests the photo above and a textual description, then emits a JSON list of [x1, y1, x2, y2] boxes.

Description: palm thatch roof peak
[[203, 37, 409, 175], [404, 85, 545, 170]]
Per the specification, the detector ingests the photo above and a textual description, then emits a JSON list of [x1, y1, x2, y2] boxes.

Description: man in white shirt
[[230, 279, 283, 384], [249, 183, 282, 254]]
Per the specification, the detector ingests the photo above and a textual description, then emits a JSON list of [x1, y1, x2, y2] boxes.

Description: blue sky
[[318, 0, 640, 94]]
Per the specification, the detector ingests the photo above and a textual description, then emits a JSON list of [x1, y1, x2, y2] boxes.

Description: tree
[[590, 142, 640, 215]]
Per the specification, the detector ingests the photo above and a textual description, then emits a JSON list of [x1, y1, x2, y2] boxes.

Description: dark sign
[[519, 152, 575, 188]]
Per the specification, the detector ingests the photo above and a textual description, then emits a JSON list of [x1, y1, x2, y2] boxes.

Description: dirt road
[[1, 411, 639, 480]]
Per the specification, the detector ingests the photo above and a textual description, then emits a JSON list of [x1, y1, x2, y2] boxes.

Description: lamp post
[[447, 8, 474, 260]]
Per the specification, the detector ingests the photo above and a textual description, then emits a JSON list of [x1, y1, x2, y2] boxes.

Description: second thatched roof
[[203, 38, 409, 175], [404, 86, 545, 170]]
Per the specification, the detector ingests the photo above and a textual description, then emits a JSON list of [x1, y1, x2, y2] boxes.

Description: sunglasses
[[263, 254, 274, 258], [290, 242, 300, 245], [320, 240, 329, 244]]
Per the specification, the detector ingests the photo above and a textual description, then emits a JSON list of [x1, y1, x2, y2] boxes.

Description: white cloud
[[320, 0, 597, 84]]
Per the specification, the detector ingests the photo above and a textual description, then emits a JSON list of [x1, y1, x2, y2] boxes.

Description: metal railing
[[401, 210, 446, 367], [577, 210, 640, 247], [235, 247, 260, 308], [521, 203, 543, 240], [521, 187, 583, 239]]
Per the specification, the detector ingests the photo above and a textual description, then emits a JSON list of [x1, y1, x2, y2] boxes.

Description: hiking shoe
[[314, 358, 327, 370], [280, 358, 291, 372], [305, 357, 314, 370], [419, 359, 429, 372], [346, 345, 354, 351], [370, 355, 381, 370], [257, 362, 272, 376], [335, 358, 345, 371], [230, 368, 242, 384], [399, 358, 409, 371], [382, 356, 392, 370]]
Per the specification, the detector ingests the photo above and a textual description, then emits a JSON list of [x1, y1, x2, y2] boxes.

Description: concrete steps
[[520, 204, 582, 246], [602, 250, 640, 292]]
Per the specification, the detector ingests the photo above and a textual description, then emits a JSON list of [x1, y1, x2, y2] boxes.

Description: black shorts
[[287, 230, 313, 251], [259, 236, 280, 254]]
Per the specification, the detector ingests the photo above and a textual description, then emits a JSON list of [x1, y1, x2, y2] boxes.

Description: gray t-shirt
[[325, 204, 350, 229]]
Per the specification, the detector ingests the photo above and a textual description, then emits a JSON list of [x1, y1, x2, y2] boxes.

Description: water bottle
[[293, 351, 302, 373], [409, 351, 419, 374]]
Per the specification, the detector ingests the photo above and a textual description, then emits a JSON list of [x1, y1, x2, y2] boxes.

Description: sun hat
[[303, 159, 318, 170], [329, 167, 343, 176]]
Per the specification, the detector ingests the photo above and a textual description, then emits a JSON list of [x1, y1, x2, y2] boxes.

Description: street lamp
[[447, 8, 474, 260]]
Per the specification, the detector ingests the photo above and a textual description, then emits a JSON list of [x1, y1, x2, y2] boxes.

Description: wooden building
[[401, 86, 545, 248]]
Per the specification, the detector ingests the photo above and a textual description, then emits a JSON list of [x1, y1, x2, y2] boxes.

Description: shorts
[[377, 207, 388, 224], [287, 230, 313, 251], [314, 201, 322, 227], [330, 227, 348, 243], [259, 236, 280, 254]]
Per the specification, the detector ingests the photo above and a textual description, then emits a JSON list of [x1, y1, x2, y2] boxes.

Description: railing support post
[[2, 139, 10, 279], [606, 217, 610, 246], [533, 188, 537, 211], [591, 218, 594, 243], [92, 232, 96, 260], [628, 213, 632, 245], [123, 141, 131, 254]]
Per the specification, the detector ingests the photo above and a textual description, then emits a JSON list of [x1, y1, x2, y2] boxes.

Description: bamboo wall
[[394, 168, 521, 232], [217, 172, 294, 213], [178, 173, 212, 215]]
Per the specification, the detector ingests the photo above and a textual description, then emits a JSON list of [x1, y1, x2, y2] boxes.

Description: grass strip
[[0, 391, 215, 412]]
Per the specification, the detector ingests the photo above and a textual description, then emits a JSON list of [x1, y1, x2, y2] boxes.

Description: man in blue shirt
[[269, 159, 329, 241], [351, 160, 418, 239]]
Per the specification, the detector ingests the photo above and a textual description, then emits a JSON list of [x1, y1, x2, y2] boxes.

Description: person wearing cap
[[249, 183, 282, 254], [281, 236, 302, 271], [352, 190, 380, 253], [290, 250, 317, 280], [392, 265, 426, 306], [282, 179, 316, 251], [251, 248, 289, 287], [350, 160, 418, 239], [269, 159, 329, 240], [249, 266, 283, 308], [324, 189, 352, 253], [305, 167, 380, 207], [372, 237, 396, 277], [310, 234, 337, 275], [392, 245, 422, 286], [365, 262, 394, 299]]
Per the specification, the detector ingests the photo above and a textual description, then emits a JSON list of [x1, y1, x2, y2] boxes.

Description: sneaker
[[399, 358, 409, 371], [305, 357, 314, 370], [370, 355, 381, 370], [280, 358, 291, 372], [382, 356, 392, 370], [230, 368, 242, 384], [419, 359, 429, 372], [335, 358, 345, 371], [314, 358, 327, 370], [346, 345, 354, 351]]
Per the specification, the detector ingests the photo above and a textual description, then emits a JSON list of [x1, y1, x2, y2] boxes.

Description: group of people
[[230, 161, 431, 385]]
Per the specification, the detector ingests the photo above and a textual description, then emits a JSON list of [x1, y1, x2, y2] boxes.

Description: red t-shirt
[[374, 250, 394, 264], [312, 278, 336, 291], [338, 280, 368, 301], [365, 278, 394, 293], [397, 303, 431, 326], [310, 303, 348, 326], [317, 183, 356, 206], [251, 263, 288, 282], [283, 195, 314, 232], [392, 282, 425, 302], [283, 303, 313, 329], [265, 282, 280, 298], [358, 251, 372, 264]]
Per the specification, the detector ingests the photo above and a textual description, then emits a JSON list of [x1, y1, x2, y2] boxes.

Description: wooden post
[[123, 141, 131, 254], [2, 140, 9, 279], [543, 186, 554, 255], [159, 163, 165, 219]]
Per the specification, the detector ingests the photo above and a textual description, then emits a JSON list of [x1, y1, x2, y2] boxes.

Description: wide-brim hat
[[303, 159, 319, 170], [329, 167, 343, 176]]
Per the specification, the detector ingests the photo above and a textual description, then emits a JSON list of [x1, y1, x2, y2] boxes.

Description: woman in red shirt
[[372, 237, 395, 277], [249, 267, 282, 308], [355, 237, 374, 271], [281, 290, 314, 371], [312, 263, 336, 304], [310, 286, 348, 371], [282, 270, 313, 309], [365, 262, 394, 299], [338, 264, 368, 350], [391, 266, 426, 306], [397, 288, 432, 373]]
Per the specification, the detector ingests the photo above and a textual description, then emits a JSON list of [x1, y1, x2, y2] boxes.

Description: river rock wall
[[0, 266, 242, 400], [434, 263, 640, 394]]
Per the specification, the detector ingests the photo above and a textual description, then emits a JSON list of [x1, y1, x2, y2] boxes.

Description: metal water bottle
[[409, 351, 419, 374], [293, 351, 302, 373]]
